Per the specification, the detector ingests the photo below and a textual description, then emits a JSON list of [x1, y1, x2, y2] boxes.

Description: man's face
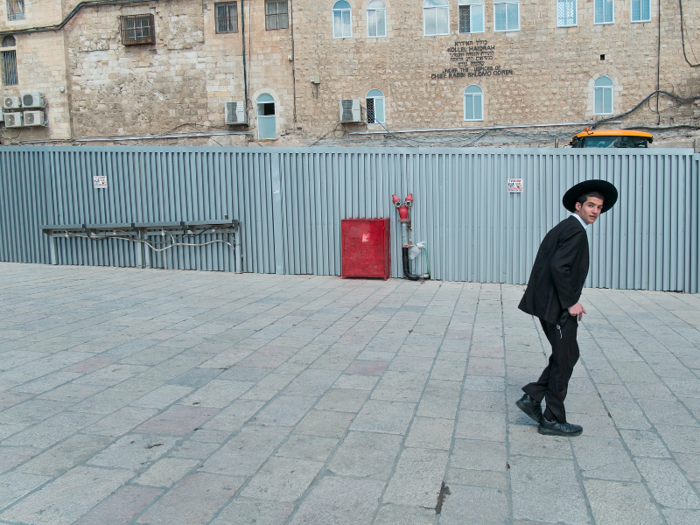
[[575, 196, 604, 225]]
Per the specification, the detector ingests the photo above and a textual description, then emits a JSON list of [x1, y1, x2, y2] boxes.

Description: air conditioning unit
[[225, 101, 247, 125], [22, 93, 45, 109], [23, 111, 45, 126], [4, 112, 22, 127], [339, 99, 361, 123], [3, 96, 21, 110]]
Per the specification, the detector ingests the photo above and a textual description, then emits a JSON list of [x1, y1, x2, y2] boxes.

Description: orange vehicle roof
[[572, 129, 653, 139]]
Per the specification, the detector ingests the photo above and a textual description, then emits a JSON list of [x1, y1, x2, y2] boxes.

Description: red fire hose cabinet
[[341, 218, 391, 280]]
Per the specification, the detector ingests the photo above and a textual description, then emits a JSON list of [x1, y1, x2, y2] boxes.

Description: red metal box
[[341, 218, 391, 280]]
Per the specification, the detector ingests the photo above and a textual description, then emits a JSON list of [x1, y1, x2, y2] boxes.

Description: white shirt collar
[[571, 213, 588, 230]]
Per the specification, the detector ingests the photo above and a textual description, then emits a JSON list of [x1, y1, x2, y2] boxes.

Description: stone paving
[[1, 263, 700, 525]]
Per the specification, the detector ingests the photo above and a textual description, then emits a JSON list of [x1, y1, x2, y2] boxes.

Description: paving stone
[[2, 410, 103, 448], [450, 439, 507, 472], [605, 402, 652, 430], [237, 345, 298, 368], [16, 433, 112, 477], [87, 434, 178, 470], [332, 373, 379, 390], [350, 400, 416, 435], [73, 485, 163, 525], [250, 395, 316, 426], [327, 431, 403, 479], [169, 440, 221, 460], [135, 457, 199, 487], [0, 471, 51, 511], [620, 430, 672, 458], [283, 368, 342, 396], [445, 468, 508, 489], [200, 425, 291, 477], [0, 399, 68, 425], [210, 498, 294, 525], [382, 448, 449, 508], [1, 466, 134, 525], [405, 416, 454, 450], [289, 476, 385, 525], [241, 456, 324, 502], [634, 458, 700, 509], [240, 373, 297, 401], [508, 424, 573, 459], [440, 484, 508, 525], [133, 405, 218, 436], [136, 472, 243, 525], [510, 456, 591, 525], [294, 410, 354, 438], [203, 399, 265, 431], [455, 410, 506, 442], [314, 388, 369, 412], [572, 437, 641, 481], [276, 435, 338, 462], [662, 509, 700, 525], [584, 480, 663, 525], [656, 425, 700, 454], [180, 379, 255, 408]]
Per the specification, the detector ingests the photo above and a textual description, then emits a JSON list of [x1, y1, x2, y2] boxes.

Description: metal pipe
[[18, 130, 252, 145], [241, 0, 249, 124], [349, 121, 623, 135], [402, 247, 420, 281]]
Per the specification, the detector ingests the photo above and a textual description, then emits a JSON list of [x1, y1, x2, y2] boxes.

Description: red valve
[[404, 193, 413, 208], [392, 194, 411, 222]]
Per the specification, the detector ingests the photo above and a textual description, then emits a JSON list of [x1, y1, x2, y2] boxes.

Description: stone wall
[[1, 0, 698, 147]]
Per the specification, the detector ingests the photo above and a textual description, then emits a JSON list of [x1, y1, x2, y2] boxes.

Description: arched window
[[464, 85, 483, 121], [367, 0, 386, 38], [256, 94, 276, 139], [1, 35, 18, 86], [594, 76, 613, 115], [366, 89, 385, 124], [424, 0, 449, 37], [333, 1, 352, 39]]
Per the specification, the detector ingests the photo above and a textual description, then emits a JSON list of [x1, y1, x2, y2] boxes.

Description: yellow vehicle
[[570, 129, 653, 148]]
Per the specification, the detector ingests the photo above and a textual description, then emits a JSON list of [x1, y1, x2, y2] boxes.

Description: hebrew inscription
[[430, 40, 514, 79]]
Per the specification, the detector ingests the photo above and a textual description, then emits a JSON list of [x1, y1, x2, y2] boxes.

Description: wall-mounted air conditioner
[[3, 96, 21, 110], [4, 112, 22, 127], [22, 93, 45, 109], [225, 101, 247, 125], [339, 99, 362, 123], [23, 111, 45, 126]]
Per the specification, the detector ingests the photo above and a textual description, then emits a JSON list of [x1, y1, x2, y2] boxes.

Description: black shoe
[[538, 417, 583, 437], [515, 394, 543, 425]]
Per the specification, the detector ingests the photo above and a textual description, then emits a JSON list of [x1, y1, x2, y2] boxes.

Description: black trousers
[[522, 311, 579, 424]]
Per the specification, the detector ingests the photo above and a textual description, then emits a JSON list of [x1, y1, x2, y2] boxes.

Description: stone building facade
[[0, 0, 698, 148]]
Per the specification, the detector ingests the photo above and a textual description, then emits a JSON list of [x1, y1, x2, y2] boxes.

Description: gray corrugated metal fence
[[1, 146, 698, 292]]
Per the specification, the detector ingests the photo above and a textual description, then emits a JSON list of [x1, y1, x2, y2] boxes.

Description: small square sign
[[507, 178, 523, 193], [93, 176, 108, 189]]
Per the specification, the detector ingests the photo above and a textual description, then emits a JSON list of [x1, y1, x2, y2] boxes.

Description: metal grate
[[215, 2, 238, 33], [121, 14, 155, 45], [265, 0, 288, 30], [459, 6, 471, 33], [1, 50, 17, 86], [6, 0, 24, 21], [366, 99, 376, 124], [341, 100, 354, 122]]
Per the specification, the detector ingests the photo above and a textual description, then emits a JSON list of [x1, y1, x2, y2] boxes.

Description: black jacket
[[518, 215, 589, 325]]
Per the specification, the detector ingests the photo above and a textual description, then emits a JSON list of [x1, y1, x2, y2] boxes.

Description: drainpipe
[[241, 0, 249, 123], [392, 194, 422, 281]]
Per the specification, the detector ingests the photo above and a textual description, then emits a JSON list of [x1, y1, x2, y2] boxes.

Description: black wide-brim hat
[[562, 179, 618, 213]]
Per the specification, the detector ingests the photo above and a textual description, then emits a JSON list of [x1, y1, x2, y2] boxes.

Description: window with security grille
[[424, 0, 449, 37], [494, 0, 519, 32], [459, 0, 484, 34], [557, 0, 577, 27], [121, 14, 155, 45], [265, 0, 288, 30], [594, 0, 613, 24], [6, 0, 24, 21], [631, 0, 650, 23], [1, 35, 17, 86], [594, 76, 613, 115], [366, 89, 385, 124], [216, 2, 238, 33]]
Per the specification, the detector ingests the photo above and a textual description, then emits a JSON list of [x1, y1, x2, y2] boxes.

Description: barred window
[[557, 0, 577, 27], [1, 35, 17, 86], [494, 0, 519, 32], [216, 2, 238, 33], [6, 0, 24, 21], [631, 0, 650, 23], [121, 14, 155, 45], [265, 0, 288, 30], [366, 89, 385, 124], [594, 0, 613, 24], [459, 0, 484, 34]]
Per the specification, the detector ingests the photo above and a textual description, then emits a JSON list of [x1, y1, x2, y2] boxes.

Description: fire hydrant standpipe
[[392, 193, 428, 281]]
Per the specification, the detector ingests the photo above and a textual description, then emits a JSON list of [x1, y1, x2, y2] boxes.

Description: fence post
[[271, 151, 285, 275]]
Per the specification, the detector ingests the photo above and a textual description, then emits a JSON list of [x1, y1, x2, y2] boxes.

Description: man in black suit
[[515, 179, 618, 437]]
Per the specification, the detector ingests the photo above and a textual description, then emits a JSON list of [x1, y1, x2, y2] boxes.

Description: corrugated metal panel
[[0, 146, 697, 293]]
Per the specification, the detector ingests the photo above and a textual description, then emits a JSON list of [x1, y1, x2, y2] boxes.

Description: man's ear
[[575, 201, 582, 212]]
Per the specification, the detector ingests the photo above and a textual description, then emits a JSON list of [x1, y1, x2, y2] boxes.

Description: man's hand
[[568, 302, 586, 321]]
